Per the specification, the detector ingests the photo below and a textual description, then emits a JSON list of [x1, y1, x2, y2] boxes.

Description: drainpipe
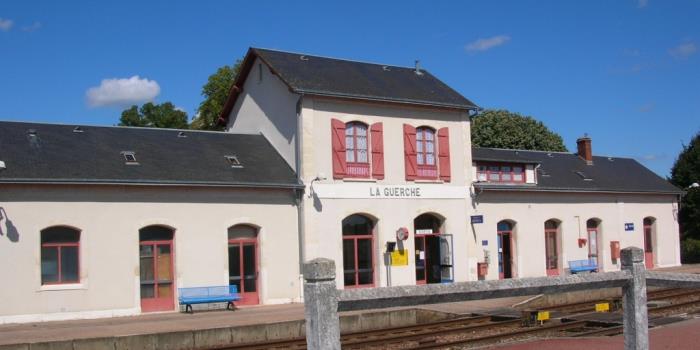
[[295, 95, 306, 301]]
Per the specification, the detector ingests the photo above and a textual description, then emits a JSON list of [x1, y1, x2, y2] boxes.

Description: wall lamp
[[308, 173, 327, 198]]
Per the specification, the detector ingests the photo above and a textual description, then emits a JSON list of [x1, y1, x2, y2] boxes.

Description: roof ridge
[[473, 146, 572, 155], [252, 47, 420, 71], [0, 120, 261, 136]]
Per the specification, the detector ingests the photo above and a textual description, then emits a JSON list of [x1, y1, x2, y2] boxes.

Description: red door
[[587, 228, 599, 268], [644, 224, 654, 269], [229, 238, 259, 305], [139, 240, 175, 312]]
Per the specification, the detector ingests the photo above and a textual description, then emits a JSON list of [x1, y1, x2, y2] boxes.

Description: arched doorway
[[497, 220, 515, 279], [586, 219, 601, 268], [414, 213, 452, 284], [139, 225, 175, 312], [544, 219, 561, 276], [342, 214, 375, 288], [643, 217, 656, 269], [228, 224, 259, 305]]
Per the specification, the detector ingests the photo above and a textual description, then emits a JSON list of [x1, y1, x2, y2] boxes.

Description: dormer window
[[122, 151, 138, 164], [225, 155, 243, 168], [476, 162, 525, 183]]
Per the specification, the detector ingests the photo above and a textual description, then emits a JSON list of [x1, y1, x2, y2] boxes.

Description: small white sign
[[416, 229, 434, 234]]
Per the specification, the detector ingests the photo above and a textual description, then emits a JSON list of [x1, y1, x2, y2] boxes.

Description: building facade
[[0, 47, 683, 324]]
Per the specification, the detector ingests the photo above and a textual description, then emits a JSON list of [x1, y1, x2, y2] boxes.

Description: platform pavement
[[0, 264, 697, 346]]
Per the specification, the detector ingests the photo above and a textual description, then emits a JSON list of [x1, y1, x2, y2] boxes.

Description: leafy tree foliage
[[190, 60, 242, 130], [670, 130, 700, 262], [119, 102, 189, 129], [471, 109, 568, 152]]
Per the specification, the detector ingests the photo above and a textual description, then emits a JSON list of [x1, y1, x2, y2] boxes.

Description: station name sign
[[369, 186, 422, 198], [314, 183, 466, 199]]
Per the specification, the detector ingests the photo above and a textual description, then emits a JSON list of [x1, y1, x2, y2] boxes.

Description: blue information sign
[[625, 223, 634, 231], [471, 215, 484, 224], [482, 240, 488, 246]]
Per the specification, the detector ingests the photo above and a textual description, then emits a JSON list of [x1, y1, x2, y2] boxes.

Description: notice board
[[391, 249, 409, 266]]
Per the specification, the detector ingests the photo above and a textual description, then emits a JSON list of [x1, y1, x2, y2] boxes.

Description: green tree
[[191, 60, 242, 130], [670, 131, 700, 262], [119, 102, 189, 129], [471, 109, 568, 152]]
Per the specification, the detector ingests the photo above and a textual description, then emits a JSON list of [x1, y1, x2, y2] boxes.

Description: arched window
[[228, 224, 259, 305], [643, 217, 656, 269], [416, 127, 437, 178], [345, 122, 370, 177], [544, 220, 560, 276], [342, 214, 374, 288], [497, 220, 515, 279], [586, 219, 601, 267], [41, 226, 80, 285]]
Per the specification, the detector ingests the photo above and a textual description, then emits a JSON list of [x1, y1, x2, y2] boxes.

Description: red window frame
[[342, 234, 375, 289], [416, 127, 438, 179], [476, 162, 526, 183], [345, 122, 370, 178], [41, 232, 80, 285], [544, 221, 559, 276]]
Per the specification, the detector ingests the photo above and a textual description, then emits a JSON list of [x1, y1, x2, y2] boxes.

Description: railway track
[[212, 288, 700, 350]]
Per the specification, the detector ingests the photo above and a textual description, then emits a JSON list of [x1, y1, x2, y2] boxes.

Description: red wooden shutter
[[370, 123, 384, 179], [331, 118, 347, 179], [438, 127, 451, 182], [403, 124, 417, 180]]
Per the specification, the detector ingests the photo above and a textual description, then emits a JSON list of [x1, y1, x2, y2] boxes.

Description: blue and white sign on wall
[[482, 240, 488, 246], [625, 223, 635, 231], [471, 215, 484, 224]]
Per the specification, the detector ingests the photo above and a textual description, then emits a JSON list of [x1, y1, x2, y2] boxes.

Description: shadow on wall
[[0, 208, 20, 242]]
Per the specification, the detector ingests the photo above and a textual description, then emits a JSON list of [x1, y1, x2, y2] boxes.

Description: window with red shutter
[[437, 127, 451, 182], [370, 123, 384, 179], [403, 124, 417, 180], [331, 119, 347, 179], [345, 122, 370, 178], [416, 127, 438, 179]]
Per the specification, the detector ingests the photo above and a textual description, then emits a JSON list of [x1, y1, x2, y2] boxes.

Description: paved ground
[[0, 264, 697, 346], [496, 317, 700, 350]]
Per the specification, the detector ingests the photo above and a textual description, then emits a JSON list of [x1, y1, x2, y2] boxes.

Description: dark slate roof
[[0, 121, 302, 189], [220, 48, 479, 123], [472, 147, 682, 194]]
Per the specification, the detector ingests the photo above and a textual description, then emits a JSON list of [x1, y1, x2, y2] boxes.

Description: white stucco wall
[[226, 57, 300, 169], [470, 191, 681, 280], [0, 184, 300, 324]]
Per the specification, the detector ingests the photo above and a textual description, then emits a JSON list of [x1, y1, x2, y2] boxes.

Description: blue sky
[[1, 1, 698, 176]]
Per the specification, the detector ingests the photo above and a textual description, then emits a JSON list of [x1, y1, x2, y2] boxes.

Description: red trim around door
[[139, 239, 175, 312], [228, 237, 260, 305]]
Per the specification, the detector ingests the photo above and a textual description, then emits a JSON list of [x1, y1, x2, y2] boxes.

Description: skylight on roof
[[225, 155, 243, 168], [574, 171, 593, 181], [121, 151, 138, 164]]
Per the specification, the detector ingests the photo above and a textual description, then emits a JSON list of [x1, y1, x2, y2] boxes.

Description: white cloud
[[669, 42, 697, 59], [22, 21, 42, 32], [465, 35, 511, 52], [638, 0, 649, 8], [0, 18, 13, 31], [86, 76, 160, 107]]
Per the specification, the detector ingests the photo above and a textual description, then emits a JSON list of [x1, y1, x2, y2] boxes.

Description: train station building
[[0, 47, 683, 323]]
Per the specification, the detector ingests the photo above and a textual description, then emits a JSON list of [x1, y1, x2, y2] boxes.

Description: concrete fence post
[[303, 258, 341, 350], [621, 247, 648, 350]]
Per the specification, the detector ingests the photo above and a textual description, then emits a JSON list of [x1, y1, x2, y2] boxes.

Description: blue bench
[[568, 259, 598, 274], [178, 285, 240, 313]]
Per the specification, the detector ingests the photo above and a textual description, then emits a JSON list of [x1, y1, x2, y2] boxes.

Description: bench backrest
[[179, 285, 238, 298], [568, 259, 597, 269]]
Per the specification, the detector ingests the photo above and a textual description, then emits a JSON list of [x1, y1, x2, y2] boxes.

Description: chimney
[[414, 60, 423, 75], [576, 134, 593, 165]]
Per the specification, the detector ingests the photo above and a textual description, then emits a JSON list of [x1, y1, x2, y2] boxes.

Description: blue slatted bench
[[568, 259, 598, 274], [178, 285, 240, 313]]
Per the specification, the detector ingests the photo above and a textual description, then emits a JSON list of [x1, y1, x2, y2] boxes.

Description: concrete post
[[303, 258, 341, 350], [621, 247, 648, 350]]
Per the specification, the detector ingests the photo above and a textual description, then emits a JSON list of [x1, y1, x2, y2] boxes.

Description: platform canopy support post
[[621, 247, 649, 350], [303, 258, 341, 350]]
